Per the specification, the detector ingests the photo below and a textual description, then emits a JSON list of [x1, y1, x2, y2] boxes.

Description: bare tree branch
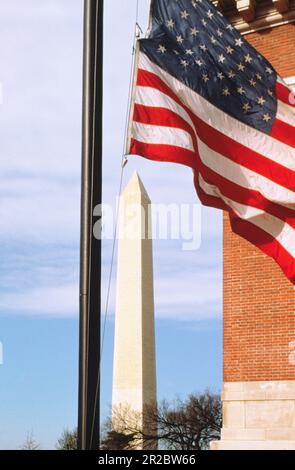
[[101, 390, 222, 451]]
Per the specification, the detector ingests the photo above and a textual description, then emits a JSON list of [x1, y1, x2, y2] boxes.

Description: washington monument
[[112, 172, 157, 448]]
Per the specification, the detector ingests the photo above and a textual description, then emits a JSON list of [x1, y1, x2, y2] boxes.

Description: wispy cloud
[[0, 283, 78, 317], [0, 174, 80, 244], [155, 268, 222, 321], [0, 0, 222, 321]]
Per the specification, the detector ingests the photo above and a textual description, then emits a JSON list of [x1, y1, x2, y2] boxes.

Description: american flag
[[126, 0, 295, 284]]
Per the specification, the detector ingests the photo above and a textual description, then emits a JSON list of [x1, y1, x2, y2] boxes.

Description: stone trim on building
[[213, 0, 295, 34], [211, 381, 295, 449]]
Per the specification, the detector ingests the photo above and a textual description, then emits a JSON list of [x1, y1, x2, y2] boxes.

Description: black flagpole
[[78, 0, 103, 450]]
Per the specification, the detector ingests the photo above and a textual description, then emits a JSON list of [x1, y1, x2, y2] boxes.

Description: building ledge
[[213, 0, 295, 34]]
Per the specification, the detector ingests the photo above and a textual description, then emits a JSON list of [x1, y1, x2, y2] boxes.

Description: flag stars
[[158, 45, 167, 54], [257, 96, 266, 105], [180, 10, 190, 20], [166, 19, 175, 29], [222, 87, 230, 97], [143, 4, 276, 132], [242, 102, 251, 112], [237, 63, 245, 71], [180, 59, 189, 68], [191, 27, 199, 37], [228, 70, 236, 79], [235, 38, 243, 47], [237, 86, 246, 95]]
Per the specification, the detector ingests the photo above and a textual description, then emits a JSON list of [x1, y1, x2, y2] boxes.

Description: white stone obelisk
[[112, 172, 157, 448]]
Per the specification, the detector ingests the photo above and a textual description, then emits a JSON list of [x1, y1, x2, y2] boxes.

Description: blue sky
[[0, 0, 222, 449]]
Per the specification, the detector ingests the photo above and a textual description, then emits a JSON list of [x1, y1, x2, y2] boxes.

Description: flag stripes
[[127, 51, 295, 284]]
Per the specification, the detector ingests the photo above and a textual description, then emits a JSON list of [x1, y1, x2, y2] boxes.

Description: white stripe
[[197, 137, 295, 207], [199, 174, 295, 258], [284, 76, 295, 87], [135, 86, 196, 133], [138, 52, 295, 172], [278, 76, 295, 89], [277, 99, 295, 127], [132, 122, 195, 152]]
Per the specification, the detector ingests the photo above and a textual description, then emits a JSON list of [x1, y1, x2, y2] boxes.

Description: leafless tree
[[102, 390, 221, 450], [101, 429, 137, 450], [20, 432, 40, 450]]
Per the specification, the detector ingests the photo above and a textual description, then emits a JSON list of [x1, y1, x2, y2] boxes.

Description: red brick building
[[212, 0, 295, 450]]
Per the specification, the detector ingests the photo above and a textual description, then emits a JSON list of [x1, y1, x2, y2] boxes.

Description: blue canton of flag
[[140, 0, 277, 133]]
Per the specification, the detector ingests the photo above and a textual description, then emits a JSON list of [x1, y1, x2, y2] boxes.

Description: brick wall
[[247, 24, 295, 77], [223, 23, 295, 383]]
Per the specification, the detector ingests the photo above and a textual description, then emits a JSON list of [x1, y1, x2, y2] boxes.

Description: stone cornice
[[213, 0, 295, 34]]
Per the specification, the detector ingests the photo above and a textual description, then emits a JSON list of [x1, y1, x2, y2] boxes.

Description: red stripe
[[130, 138, 226, 210], [133, 104, 197, 152], [197, 161, 295, 229], [137, 68, 191, 113], [137, 69, 295, 192], [134, 103, 295, 228], [130, 138, 196, 168], [230, 214, 295, 285], [193, 170, 228, 211], [276, 82, 295, 108], [271, 118, 295, 149]]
